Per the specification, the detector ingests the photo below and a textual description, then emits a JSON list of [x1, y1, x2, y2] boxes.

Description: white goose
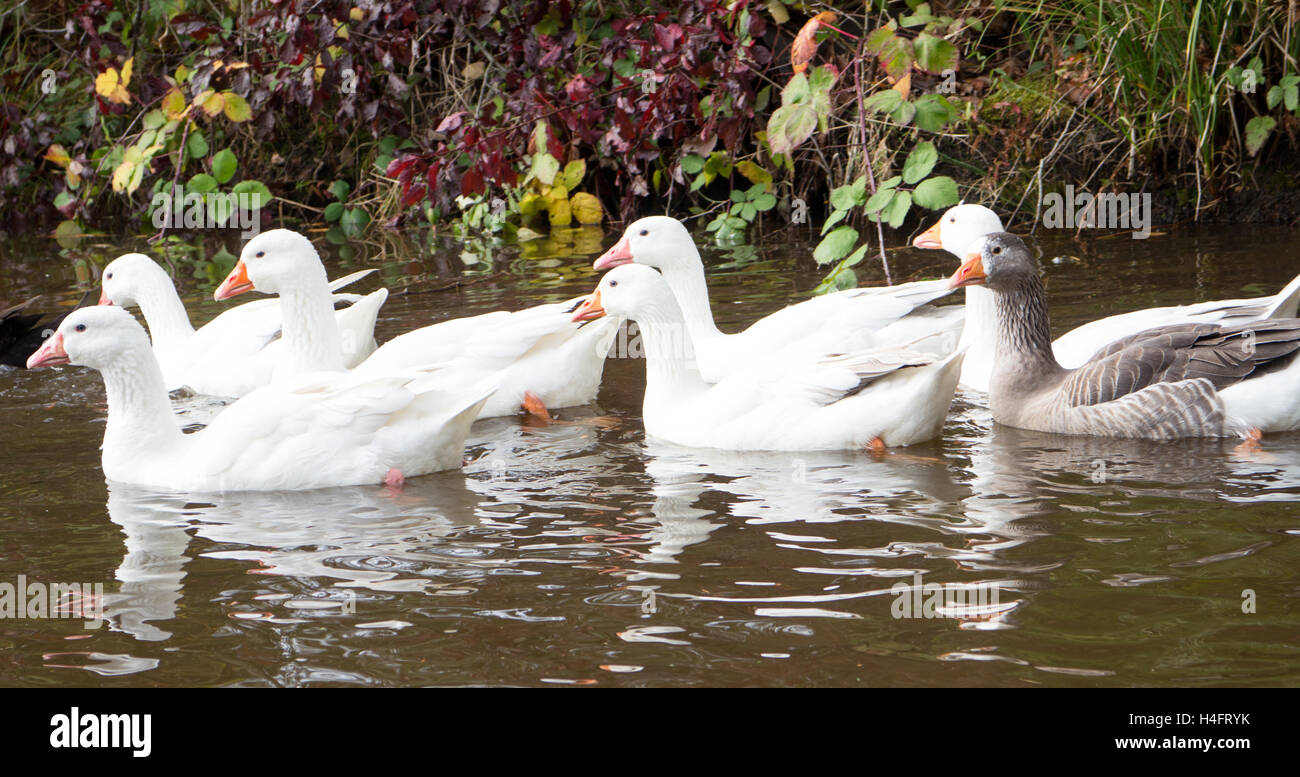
[[572, 264, 965, 451], [914, 203, 1300, 391], [215, 230, 621, 419], [593, 216, 962, 383], [26, 306, 492, 490], [100, 252, 384, 396]]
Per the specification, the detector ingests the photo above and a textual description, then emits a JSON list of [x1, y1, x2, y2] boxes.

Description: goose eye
[[255, 251, 265, 258], [638, 229, 648, 236], [992, 246, 1002, 255], [75, 324, 86, 332], [609, 280, 619, 288], [106, 272, 113, 280]]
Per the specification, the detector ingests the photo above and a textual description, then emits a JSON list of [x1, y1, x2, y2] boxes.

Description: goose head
[[914, 203, 1004, 258], [99, 253, 169, 307], [593, 216, 696, 272], [572, 264, 678, 323], [215, 229, 325, 300], [27, 306, 151, 370], [949, 232, 1037, 291]]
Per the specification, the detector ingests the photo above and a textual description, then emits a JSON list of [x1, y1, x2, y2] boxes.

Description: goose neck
[[658, 257, 723, 342], [276, 281, 344, 376], [98, 349, 186, 459], [134, 282, 195, 351]]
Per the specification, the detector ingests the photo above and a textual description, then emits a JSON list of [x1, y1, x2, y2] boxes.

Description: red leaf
[[461, 165, 485, 196], [386, 156, 416, 178], [402, 184, 427, 207]]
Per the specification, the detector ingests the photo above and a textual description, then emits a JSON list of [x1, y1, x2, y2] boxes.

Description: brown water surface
[[0, 224, 1297, 687]]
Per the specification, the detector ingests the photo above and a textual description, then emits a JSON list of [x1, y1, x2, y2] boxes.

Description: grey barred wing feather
[[1060, 320, 1300, 407], [1056, 379, 1230, 439]]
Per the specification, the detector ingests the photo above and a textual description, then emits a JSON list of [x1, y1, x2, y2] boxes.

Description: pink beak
[[98, 288, 113, 306], [593, 235, 633, 270], [27, 331, 70, 368]]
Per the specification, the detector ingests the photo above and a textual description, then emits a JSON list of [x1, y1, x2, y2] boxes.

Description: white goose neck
[[630, 298, 709, 395], [98, 348, 186, 463], [657, 248, 723, 343], [133, 279, 195, 352], [275, 278, 345, 377]]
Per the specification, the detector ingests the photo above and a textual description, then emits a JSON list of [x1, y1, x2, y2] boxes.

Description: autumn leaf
[[94, 58, 133, 104], [222, 93, 252, 122], [791, 12, 837, 73], [161, 88, 187, 119], [570, 192, 603, 224], [43, 144, 71, 167]]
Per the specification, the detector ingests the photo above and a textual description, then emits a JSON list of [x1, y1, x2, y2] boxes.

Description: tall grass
[[997, 0, 1300, 208]]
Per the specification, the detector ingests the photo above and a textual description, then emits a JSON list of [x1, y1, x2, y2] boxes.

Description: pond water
[[1, 223, 1297, 687]]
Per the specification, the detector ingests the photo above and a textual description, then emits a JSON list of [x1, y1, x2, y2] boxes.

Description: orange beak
[[593, 236, 633, 270], [949, 251, 987, 288], [214, 260, 254, 300], [26, 331, 69, 368], [913, 220, 943, 250], [571, 288, 606, 322], [97, 288, 113, 306]]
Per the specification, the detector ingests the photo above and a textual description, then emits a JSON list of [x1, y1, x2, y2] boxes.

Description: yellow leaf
[[197, 91, 226, 117], [462, 61, 486, 80], [111, 160, 135, 192], [175, 64, 191, 83], [349, 6, 363, 20], [570, 192, 603, 224], [543, 183, 571, 226], [94, 69, 117, 97], [222, 93, 252, 122], [335, 22, 349, 40], [43, 144, 70, 167], [161, 87, 187, 119], [119, 57, 133, 87]]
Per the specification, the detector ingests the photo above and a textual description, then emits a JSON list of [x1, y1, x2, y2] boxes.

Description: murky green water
[[1, 224, 1297, 687]]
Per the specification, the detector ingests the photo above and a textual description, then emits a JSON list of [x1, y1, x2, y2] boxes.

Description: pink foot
[[384, 468, 406, 489]]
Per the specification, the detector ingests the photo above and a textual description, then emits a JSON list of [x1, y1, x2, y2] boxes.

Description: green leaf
[[187, 173, 218, 194], [808, 65, 837, 95], [876, 34, 914, 80], [913, 32, 958, 74], [531, 152, 560, 186], [883, 190, 912, 228], [323, 202, 344, 222], [767, 103, 818, 154], [830, 184, 859, 211], [863, 90, 903, 114], [329, 180, 351, 200], [842, 243, 870, 268], [560, 159, 586, 191], [913, 94, 958, 132], [781, 71, 810, 105], [912, 176, 959, 209], [1267, 85, 1283, 110], [821, 208, 848, 236], [813, 225, 859, 265], [211, 148, 237, 184], [142, 109, 165, 130], [891, 100, 917, 126], [865, 187, 895, 216], [902, 141, 938, 184], [1245, 116, 1276, 156], [186, 131, 208, 159], [340, 207, 371, 235], [231, 179, 273, 209], [681, 154, 706, 174]]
